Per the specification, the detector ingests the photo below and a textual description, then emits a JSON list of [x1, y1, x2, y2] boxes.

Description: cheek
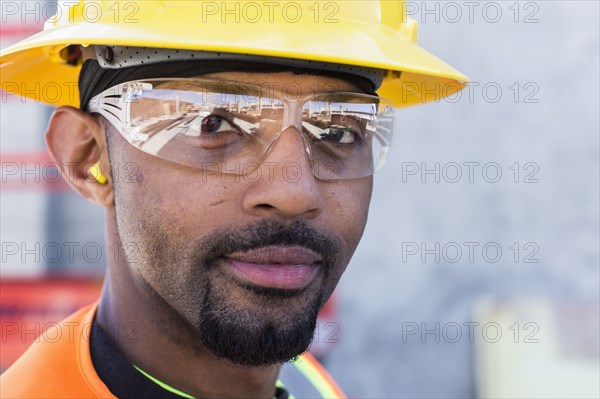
[[109, 134, 242, 238], [117, 166, 245, 242], [323, 177, 373, 264], [313, 178, 372, 307]]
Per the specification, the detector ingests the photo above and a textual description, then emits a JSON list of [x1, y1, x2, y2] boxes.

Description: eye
[[200, 114, 237, 134], [320, 125, 358, 144]]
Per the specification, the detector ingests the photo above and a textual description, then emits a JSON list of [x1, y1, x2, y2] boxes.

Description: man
[[0, 1, 467, 398]]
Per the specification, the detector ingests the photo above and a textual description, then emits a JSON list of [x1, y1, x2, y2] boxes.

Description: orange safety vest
[[0, 302, 346, 398]]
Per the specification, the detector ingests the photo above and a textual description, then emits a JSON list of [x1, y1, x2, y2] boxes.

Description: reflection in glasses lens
[[97, 79, 395, 180]]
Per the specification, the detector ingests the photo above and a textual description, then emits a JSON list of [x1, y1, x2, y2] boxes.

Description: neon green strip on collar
[[134, 364, 289, 399], [133, 365, 196, 398]]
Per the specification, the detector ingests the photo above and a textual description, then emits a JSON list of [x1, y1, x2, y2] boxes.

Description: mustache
[[193, 219, 343, 268]]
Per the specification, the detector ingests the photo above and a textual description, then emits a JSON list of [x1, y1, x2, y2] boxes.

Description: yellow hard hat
[[0, 0, 469, 108]]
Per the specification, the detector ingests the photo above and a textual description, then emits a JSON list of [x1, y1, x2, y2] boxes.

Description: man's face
[[106, 71, 373, 366]]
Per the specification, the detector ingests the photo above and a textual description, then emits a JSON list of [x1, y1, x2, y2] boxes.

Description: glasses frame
[[87, 78, 395, 179]]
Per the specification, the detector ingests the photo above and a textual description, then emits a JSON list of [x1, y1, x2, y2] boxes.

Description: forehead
[[197, 70, 366, 95]]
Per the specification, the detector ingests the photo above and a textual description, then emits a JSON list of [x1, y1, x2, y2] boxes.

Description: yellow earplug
[[89, 162, 108, 184]]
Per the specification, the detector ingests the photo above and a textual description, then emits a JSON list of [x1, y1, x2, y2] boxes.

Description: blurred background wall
[[326, 1, 599, 398], [1, 1, 599, 398]]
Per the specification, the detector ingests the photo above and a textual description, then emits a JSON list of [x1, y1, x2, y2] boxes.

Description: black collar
[[89, 319, 289, 399]]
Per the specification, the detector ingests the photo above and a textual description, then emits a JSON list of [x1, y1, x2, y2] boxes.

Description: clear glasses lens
[[301, 95, 394, 179], [117, 79, 394, 180]]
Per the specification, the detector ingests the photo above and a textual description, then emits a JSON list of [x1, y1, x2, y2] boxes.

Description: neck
[[96, 208, 280, 399]]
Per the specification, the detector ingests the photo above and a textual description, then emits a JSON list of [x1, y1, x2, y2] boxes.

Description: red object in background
[[0, 152, 71, 192], [0, 278, 102, 371], [0, 278, 338, 370], [1, 23, 43, 38]]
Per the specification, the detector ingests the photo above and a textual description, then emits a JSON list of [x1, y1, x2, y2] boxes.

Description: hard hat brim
[[1, 19, 469, 108]]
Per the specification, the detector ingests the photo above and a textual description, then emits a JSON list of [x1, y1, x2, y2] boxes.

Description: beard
[[126, 218, 342, 367], [196, 274, 325, 367]]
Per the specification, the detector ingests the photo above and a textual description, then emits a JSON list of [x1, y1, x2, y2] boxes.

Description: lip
[[223, 245, 322, 290]]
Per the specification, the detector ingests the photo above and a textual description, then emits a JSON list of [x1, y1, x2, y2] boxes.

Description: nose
[[241, 126, 324, 219]]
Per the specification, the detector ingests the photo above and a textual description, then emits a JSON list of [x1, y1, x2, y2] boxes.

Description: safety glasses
[[87, 78, 395, 180]]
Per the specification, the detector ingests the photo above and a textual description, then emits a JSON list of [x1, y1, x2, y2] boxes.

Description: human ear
[[45, 106, 114, 206]]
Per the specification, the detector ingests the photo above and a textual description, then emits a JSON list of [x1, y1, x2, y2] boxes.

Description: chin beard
[[196, 280, 325, 367]]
